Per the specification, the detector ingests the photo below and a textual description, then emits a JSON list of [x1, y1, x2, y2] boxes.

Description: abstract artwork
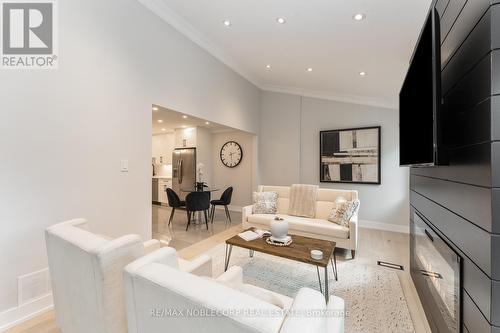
[[320, 126, 381, 184]]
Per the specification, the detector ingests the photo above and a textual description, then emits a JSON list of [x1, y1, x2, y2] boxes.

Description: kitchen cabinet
[[174, 127, 197, 148], [152, 179, 159, 203]]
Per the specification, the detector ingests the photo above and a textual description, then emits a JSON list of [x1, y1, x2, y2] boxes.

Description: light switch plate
[[120, 159, 129, 172]]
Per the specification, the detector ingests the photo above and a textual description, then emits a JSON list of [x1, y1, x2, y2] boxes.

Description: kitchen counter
[[153, 176, 172, 179]]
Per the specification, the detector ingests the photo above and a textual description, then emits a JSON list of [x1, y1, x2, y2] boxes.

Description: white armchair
[[124, 249, 344, 333], [45, 219, 211, 333]]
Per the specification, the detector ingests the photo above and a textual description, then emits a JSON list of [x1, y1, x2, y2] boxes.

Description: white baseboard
[[0, 293, 53, 332], [359, 219, 409, 234]]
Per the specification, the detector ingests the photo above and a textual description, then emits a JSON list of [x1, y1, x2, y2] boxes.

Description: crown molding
[[137, 0, 261, 88], [260, 84, 398, 110]]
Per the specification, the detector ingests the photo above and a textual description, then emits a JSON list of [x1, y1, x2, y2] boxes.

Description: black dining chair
[[210, 187, 233, 224], [166, 188, 185, 226], [185, 191, 210, 231]]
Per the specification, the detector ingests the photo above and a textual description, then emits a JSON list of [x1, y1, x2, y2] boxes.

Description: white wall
[[196, 127, 213, 186], [212, 131, 257, 208], [259, 93, 302, 185], [260, 91, 409, 229], [0, 0, 260, 322]]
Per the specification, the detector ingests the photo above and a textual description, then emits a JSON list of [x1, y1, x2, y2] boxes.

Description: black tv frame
[[399, 7, 447, 167]]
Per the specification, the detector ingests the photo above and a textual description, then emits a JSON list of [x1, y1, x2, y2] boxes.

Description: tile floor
[[152, 203, 242, 250]]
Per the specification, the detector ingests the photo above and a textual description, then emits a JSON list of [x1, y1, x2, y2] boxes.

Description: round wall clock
[[220, 141, 243, 168]]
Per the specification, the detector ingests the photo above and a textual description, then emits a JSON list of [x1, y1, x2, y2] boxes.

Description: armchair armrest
[[125, 247, 178, 275], [242, 205, 253, 226], [47, 218, 89, 231], [178, 254, 212, 277], [280, 288, 327, 333], [215, 266, 243, 288], [142, 239, 169, 254], [93, 235, 145, 275]]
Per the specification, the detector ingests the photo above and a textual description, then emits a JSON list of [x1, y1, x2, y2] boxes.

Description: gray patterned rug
[[206, 244, 415, 333]]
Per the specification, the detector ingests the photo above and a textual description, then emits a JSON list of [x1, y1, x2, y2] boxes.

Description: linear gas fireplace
[[410, 210, 462, 333]]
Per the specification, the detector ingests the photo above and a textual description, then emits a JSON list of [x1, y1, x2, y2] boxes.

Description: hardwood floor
[[5, 219, 431, 333]]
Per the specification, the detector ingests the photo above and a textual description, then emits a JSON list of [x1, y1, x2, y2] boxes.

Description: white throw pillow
[[252, 191, 278, 214], [328, 199, 360, 227]]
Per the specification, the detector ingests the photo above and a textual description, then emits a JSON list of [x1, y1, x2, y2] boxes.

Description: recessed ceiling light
[[181, 125, 187, 128], [359, 71, 367, 76], [307, 67, 313, 72], [182, 115, 188, 119], [161, 128, 166, 131], [223, 20, 231, 27], [205, 121, 211, 125], [265, 64, 272, 70], [353, 13, 366, 21], [157, 119, 163, 123], [276, 17, 286, 24], [152, 107, 158, 111]]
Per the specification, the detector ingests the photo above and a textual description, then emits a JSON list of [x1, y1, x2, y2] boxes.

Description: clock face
[[220, 141, 243, 168]]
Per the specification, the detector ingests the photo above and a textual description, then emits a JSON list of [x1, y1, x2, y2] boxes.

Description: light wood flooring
[[5, 209, 431, 333]]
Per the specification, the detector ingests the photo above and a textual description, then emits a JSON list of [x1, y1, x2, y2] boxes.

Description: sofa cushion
[[277, 197, 290, 214], [247, 214, 349, 239], [315, 201, 336, 220], [252, 191, 278, 214], [328, 199, 360, 227]]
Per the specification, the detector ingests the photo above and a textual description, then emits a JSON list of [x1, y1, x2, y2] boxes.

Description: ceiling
[[140, 0, 432, 109], [152, 105, 232, 135]]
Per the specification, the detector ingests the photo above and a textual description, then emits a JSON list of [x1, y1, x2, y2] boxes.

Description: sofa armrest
[[327, 296, 345, 333], [348, 214, 358, 252], [242, 205, 253, 225], [142, 239, 168, 254], [215, 266, 243, 287], [280, 288, 327, 333], [178, 254, 212, 277]]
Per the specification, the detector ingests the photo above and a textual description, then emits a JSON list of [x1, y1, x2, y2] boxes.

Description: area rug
[[206, 244, 415, 333]]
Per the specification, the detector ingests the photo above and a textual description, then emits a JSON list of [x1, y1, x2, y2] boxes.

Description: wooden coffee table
[[224, 228, 337, 301]]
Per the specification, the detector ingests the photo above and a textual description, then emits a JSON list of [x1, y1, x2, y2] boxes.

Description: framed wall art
[[320, 126, 381, 184]]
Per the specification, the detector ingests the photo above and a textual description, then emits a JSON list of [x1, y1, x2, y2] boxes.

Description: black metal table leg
[[224, 244, 233, 271], [331, 250, 338, 281], [316, 266, 322, 294]]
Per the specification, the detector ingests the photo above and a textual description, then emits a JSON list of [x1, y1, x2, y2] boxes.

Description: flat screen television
[[399, 8, 446, 167]]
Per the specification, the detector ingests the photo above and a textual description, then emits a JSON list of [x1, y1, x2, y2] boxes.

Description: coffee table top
[[226, 228, 336, 267]]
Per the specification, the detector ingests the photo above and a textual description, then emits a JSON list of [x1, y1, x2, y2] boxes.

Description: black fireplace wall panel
[[410, 0, 500, 332]]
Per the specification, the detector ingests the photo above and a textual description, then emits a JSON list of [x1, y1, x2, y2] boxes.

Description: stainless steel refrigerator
[[172, 148, 196, 200]]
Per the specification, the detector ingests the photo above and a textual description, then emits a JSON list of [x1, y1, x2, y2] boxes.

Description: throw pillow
[[252, 191, 278, 214], [328, 199, 360, 227]]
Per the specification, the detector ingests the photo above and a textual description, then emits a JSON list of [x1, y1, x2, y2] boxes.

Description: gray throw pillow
[[328, 199, 360, 227], [252, 191, 278, 214]]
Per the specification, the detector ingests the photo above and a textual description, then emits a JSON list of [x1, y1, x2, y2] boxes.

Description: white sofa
[[243, 185, 359, 257], [124, 248, 345, 333], [45, 219, 212, 333]]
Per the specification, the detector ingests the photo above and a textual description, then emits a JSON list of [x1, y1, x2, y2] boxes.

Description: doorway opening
[[151, 104, 257, 249]]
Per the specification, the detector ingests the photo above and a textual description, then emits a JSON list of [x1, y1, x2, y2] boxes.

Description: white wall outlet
[[120, 159, 129, 172]]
